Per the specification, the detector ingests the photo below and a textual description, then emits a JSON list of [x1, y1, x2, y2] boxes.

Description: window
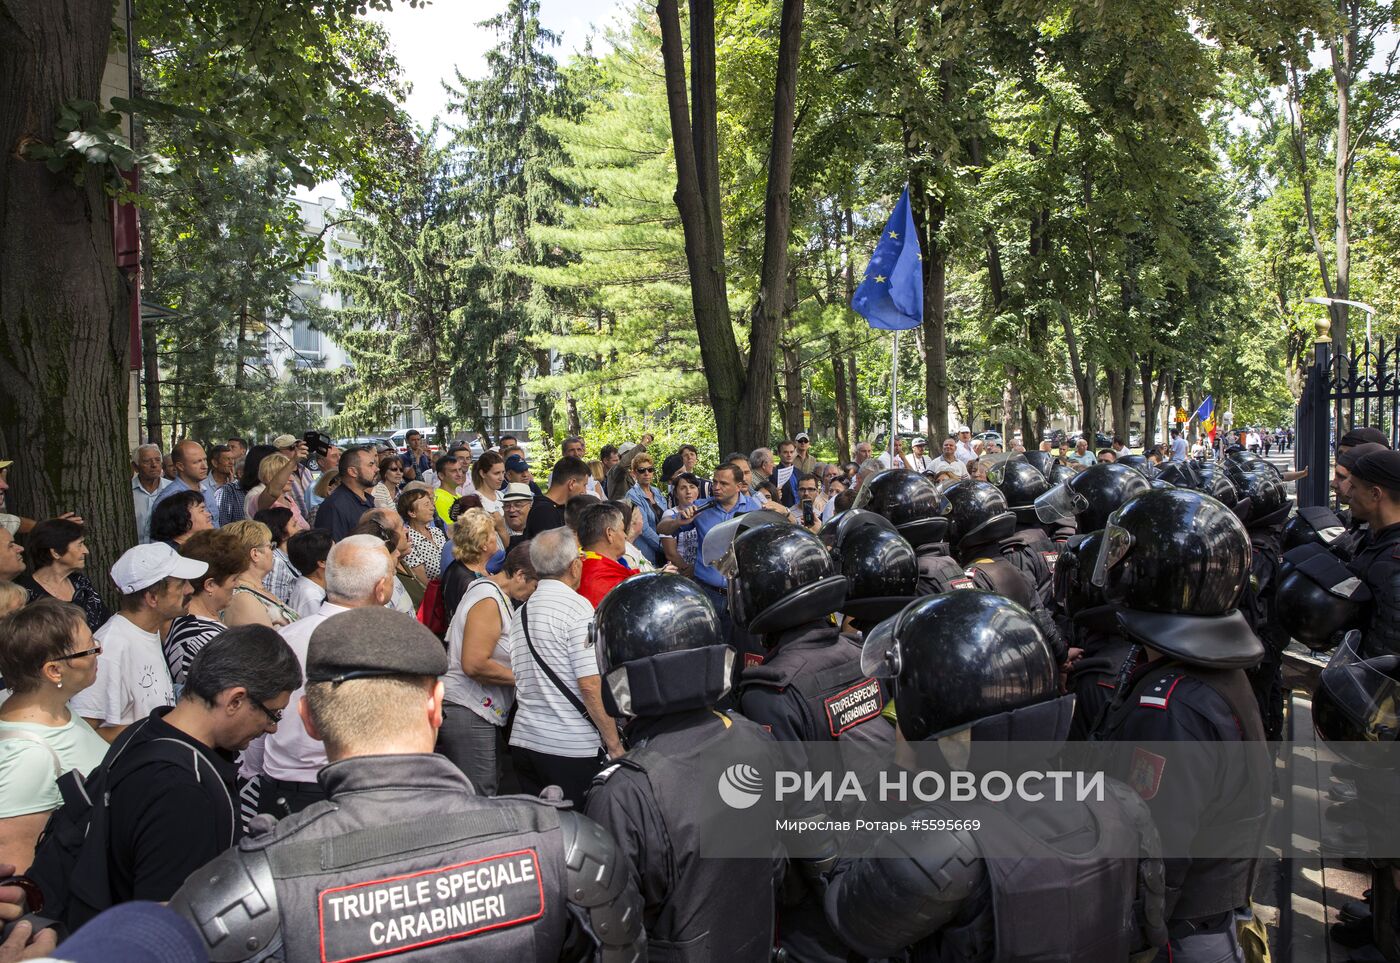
[[292, 320, 322, 355]]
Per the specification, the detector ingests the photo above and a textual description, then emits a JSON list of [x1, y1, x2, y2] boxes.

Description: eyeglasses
[[249, 695, 283, 725], [798, 487, 819, 496], [54, 645, 102, 661], [635, 467, 655, 474]]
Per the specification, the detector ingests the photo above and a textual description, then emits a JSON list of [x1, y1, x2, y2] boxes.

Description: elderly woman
[[149, 489, 214, 549], [440, 541, 538, 793], [0, 600, 107, 870], [442, 509, 496, 624], [399, 488, 446, 582], [253, 506, 302, 604], [624, 452, 666, 566], [165, 529, 245, 687], [244, 452, 306, 531], [16, 518, 109, 632], [373, 455, 405, 511], [222, 520, 299, 628]]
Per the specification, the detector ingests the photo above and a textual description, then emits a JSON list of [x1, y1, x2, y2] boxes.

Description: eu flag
[[852, 186, 923, 331]]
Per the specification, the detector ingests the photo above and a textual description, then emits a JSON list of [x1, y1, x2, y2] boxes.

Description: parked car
[[389, 427, 445, 454], [334, 435, 393, 451], [1068, 431, 1115, 450], [973, 430, 1003, 447]]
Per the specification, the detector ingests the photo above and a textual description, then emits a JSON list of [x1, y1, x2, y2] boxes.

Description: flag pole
[[890, 330, 899, 466]]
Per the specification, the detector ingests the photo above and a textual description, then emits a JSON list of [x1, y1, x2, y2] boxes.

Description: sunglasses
[[54, 645, 102, 661], [635, 466, 655, 474]]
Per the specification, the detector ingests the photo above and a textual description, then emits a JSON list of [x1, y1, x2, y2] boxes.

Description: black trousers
[[511, 746, 604, 810], [257, 776, 326, 817]]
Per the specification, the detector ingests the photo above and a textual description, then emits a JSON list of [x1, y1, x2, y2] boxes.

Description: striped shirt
[[507, 579, 601, 759]]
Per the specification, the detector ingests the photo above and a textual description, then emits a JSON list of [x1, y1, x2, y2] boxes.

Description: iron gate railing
[[1295, 337, 1400, 507]]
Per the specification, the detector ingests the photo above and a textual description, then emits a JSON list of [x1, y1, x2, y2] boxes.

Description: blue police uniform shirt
[[686, 493, 762, 589]]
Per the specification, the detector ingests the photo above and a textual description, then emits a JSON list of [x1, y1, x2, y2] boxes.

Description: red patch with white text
[[744, 652, 765, 668], [948, 577, 976, 590], [1128, 748, 1166, 801], [824, 678, 885, 738]]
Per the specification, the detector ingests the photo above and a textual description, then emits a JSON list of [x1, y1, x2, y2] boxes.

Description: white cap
[[619, 442, 637, 456], [795, 432, 810, 442], [111, 543, 207, 594], [957, 425, 971, 433], [501, 482, 534, 503], [912, 437, 926, 446], [0, 513, 18, 536]]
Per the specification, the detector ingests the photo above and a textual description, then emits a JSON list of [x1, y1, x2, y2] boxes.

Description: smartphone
[[801, 499, 815, 527]]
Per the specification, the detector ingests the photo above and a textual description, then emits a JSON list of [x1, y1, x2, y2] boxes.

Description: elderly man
[[931, 438, 969, 480], [1071, 438, 1097, 467], [577, 502, 635, 608], [132, 444, 173, 543], [152, 441, 218, 523], [509, 527, 624, 808], [853, 440, 875, 468], [954, 426, 980, 463], [749, 447, 776, 491], [252, 533, 398, 815], [502, 482, 533, 550]]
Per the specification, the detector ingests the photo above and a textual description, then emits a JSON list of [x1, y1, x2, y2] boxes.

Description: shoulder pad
[[556, 810, 646, 959], [167, 844, 281, 963], [1136, 671, 1186, 710]]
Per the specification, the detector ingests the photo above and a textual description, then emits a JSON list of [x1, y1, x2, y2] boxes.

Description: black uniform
[[1064, 605, 1134, 741], [1239, 509, 1289, 740], [1350, 520, 1400, 658], [586, 708, 780, 961]]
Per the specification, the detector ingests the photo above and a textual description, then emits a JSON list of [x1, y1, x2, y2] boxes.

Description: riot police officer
[[822, 509, 919, 634], [946, 479, 1054, 607], [824, 591, 1167, 961], [585, 573, 782, 961], [989, 457, 1067, 569], [1345, 448, 1400, 658], [1332, 441, 1389, 560], [731, 523, 894, 962], [169, 608, 646, 962], [1092, 488, 1270, 963], [1034, 461, 1150, 535], [1274, 543, 1371, 652], [853, 469, 970, 595], [1054, 530, 1137, 739], [1228, 465, 1292, 740]]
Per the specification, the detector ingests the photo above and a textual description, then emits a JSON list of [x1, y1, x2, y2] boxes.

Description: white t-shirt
[[929, 456, 969, 480], [288, 576, 326, 619], [444, 579, 514, 725], [904, 453, 934, 473], [508, 580, 601, 759], [0, 715, 108, 817], [258, 601, 348, 782], [69, 614, 175, 726]]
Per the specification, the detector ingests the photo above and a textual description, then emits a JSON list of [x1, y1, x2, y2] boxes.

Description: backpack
[[26, 717, 233, 933]]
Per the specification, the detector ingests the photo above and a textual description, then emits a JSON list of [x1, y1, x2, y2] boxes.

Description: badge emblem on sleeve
[[1128, 747, 1166, 801]]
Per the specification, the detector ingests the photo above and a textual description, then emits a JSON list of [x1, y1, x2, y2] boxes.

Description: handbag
[[519, 603, 609, 762]]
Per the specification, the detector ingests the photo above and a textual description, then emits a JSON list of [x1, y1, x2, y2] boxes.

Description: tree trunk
[[1331, 12, 1355, 354], [830, 335, 851, 463], [780, 340, 803, 439], [143, 309, 161, 444], [0, 0, 136, 594], [1107, 368, 1128, 441], [566, 393, 581, 438], [846, 352, 860, 444], [532, 348, 555, 440]]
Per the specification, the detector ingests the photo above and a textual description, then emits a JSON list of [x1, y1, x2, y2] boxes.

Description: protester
[[400, 429, 432, 479], [371, 453, 405, 510], [501, 482, 533, 550], [657, 463, 759, 632], [471, 450, 511, 541], [440, 541, 537, 794], [504, 453, 540, 498], [165, 529, 244, 687], [222, 520, 300, 628], [271, 434, 315, 520], [131, 444, 172, 543], [578, 502, 635, 607], [658, 472, 702, 576], [443, 508, 495, 623], [218, 443, 272, 527], [433, 453, 467, 525], [616, 500, 656, 573], [149, 489, 213, 549], [70, 543, 205, 742], [787, 472, 824, 533], [903, 436, 933, 472], [309, 467, 338, 525], [16, 518, 109, 632], [955, 425, 980, 462], [398, 487, 446, 582], [0, 525, 23, 583], [1170, 426, 1188, 461], [793, 431, 817, 473], [102, 626, 299, 903], [253, 535, 395, 816], [525, 456, 591, 537], [253, 506, 301, 603], [508, 527, 623, 807], [0, 600, 107, 870], [624, 451, 666, 566], [749, 447, 776, 491], [313, 446, 378, 541], [931, 438, 969, 480], [284, 529, 332, 618], [350, 509, 420, 614], [244, 452, 306, 531], [151, 440, 217, 523]]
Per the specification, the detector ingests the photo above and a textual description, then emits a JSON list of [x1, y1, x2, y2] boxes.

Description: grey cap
[[306, 608, 448, 684]]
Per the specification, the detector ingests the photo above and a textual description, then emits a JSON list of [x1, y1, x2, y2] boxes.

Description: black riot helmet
[[1115, 453, 1156, 479], [593, 574, 734, 718], [1275, 544, 1371, 650], [728, 524, 847, 636], [988, 458, 1049, 525], [1047, 462, 1077, 485], [1053, 530, 1107, 615], [1225, 449, 1269, 472], [1190, 464, 1239, 508], [1034, 462, 1149, 533], [1156, 461, 1198, 488], [943, 481, 1017, 553], [1022, 450, 1056, 477], [824, 512, 917, 628], [1284, 506, 1348, 552], [1092, 488, 1263, 667], [698, 508, 791, 578], [862, 591, 1060, 743], [852, 469, 952, 548], [1313, 635, 1400, 764], [1231, 467, 1288, 527]]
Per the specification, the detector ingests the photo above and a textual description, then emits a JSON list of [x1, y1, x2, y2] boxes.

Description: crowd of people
[[0, 416, 1392, 962]]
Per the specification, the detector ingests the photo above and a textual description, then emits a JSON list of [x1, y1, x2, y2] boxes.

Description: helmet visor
[[1033, 482, 1086, 524], [1320, 634, 1400, 743], [859, 615, 902, 679], [1090, 516, 1134, 588], [701, 516, 748, 576]]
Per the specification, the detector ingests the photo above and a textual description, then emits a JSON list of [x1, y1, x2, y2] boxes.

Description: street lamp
[[1304, 296, 1377, 350]]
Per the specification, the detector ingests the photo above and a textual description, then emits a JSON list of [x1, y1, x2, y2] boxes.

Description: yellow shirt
[[435, 487, 457, 526]]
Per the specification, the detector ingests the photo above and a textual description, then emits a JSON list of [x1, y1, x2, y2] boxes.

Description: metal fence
[[1295, 337, 1400, 507]]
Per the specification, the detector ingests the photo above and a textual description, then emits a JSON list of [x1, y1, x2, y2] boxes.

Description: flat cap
[[1340, 426, 1390, 449], [1338, 441, 1387, 471], [306, 608, 448, 684], [1350, 449, 1400, 492]]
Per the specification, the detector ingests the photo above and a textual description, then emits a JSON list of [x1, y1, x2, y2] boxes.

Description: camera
[[303, 430, 332, 458]]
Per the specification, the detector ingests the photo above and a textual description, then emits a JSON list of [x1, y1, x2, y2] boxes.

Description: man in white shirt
[[954, 426, 981, 463], [875, 437, 908, 470], [509, 527, 623, 809], [853, 441, 875, 470], [931, 439, 969, 481], [904, 437, 934, 472], [71, 543, 206, 741], [131, 444, 172, 543], [252, 534, 396, 816], [1170, 428, 1188, 462]]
